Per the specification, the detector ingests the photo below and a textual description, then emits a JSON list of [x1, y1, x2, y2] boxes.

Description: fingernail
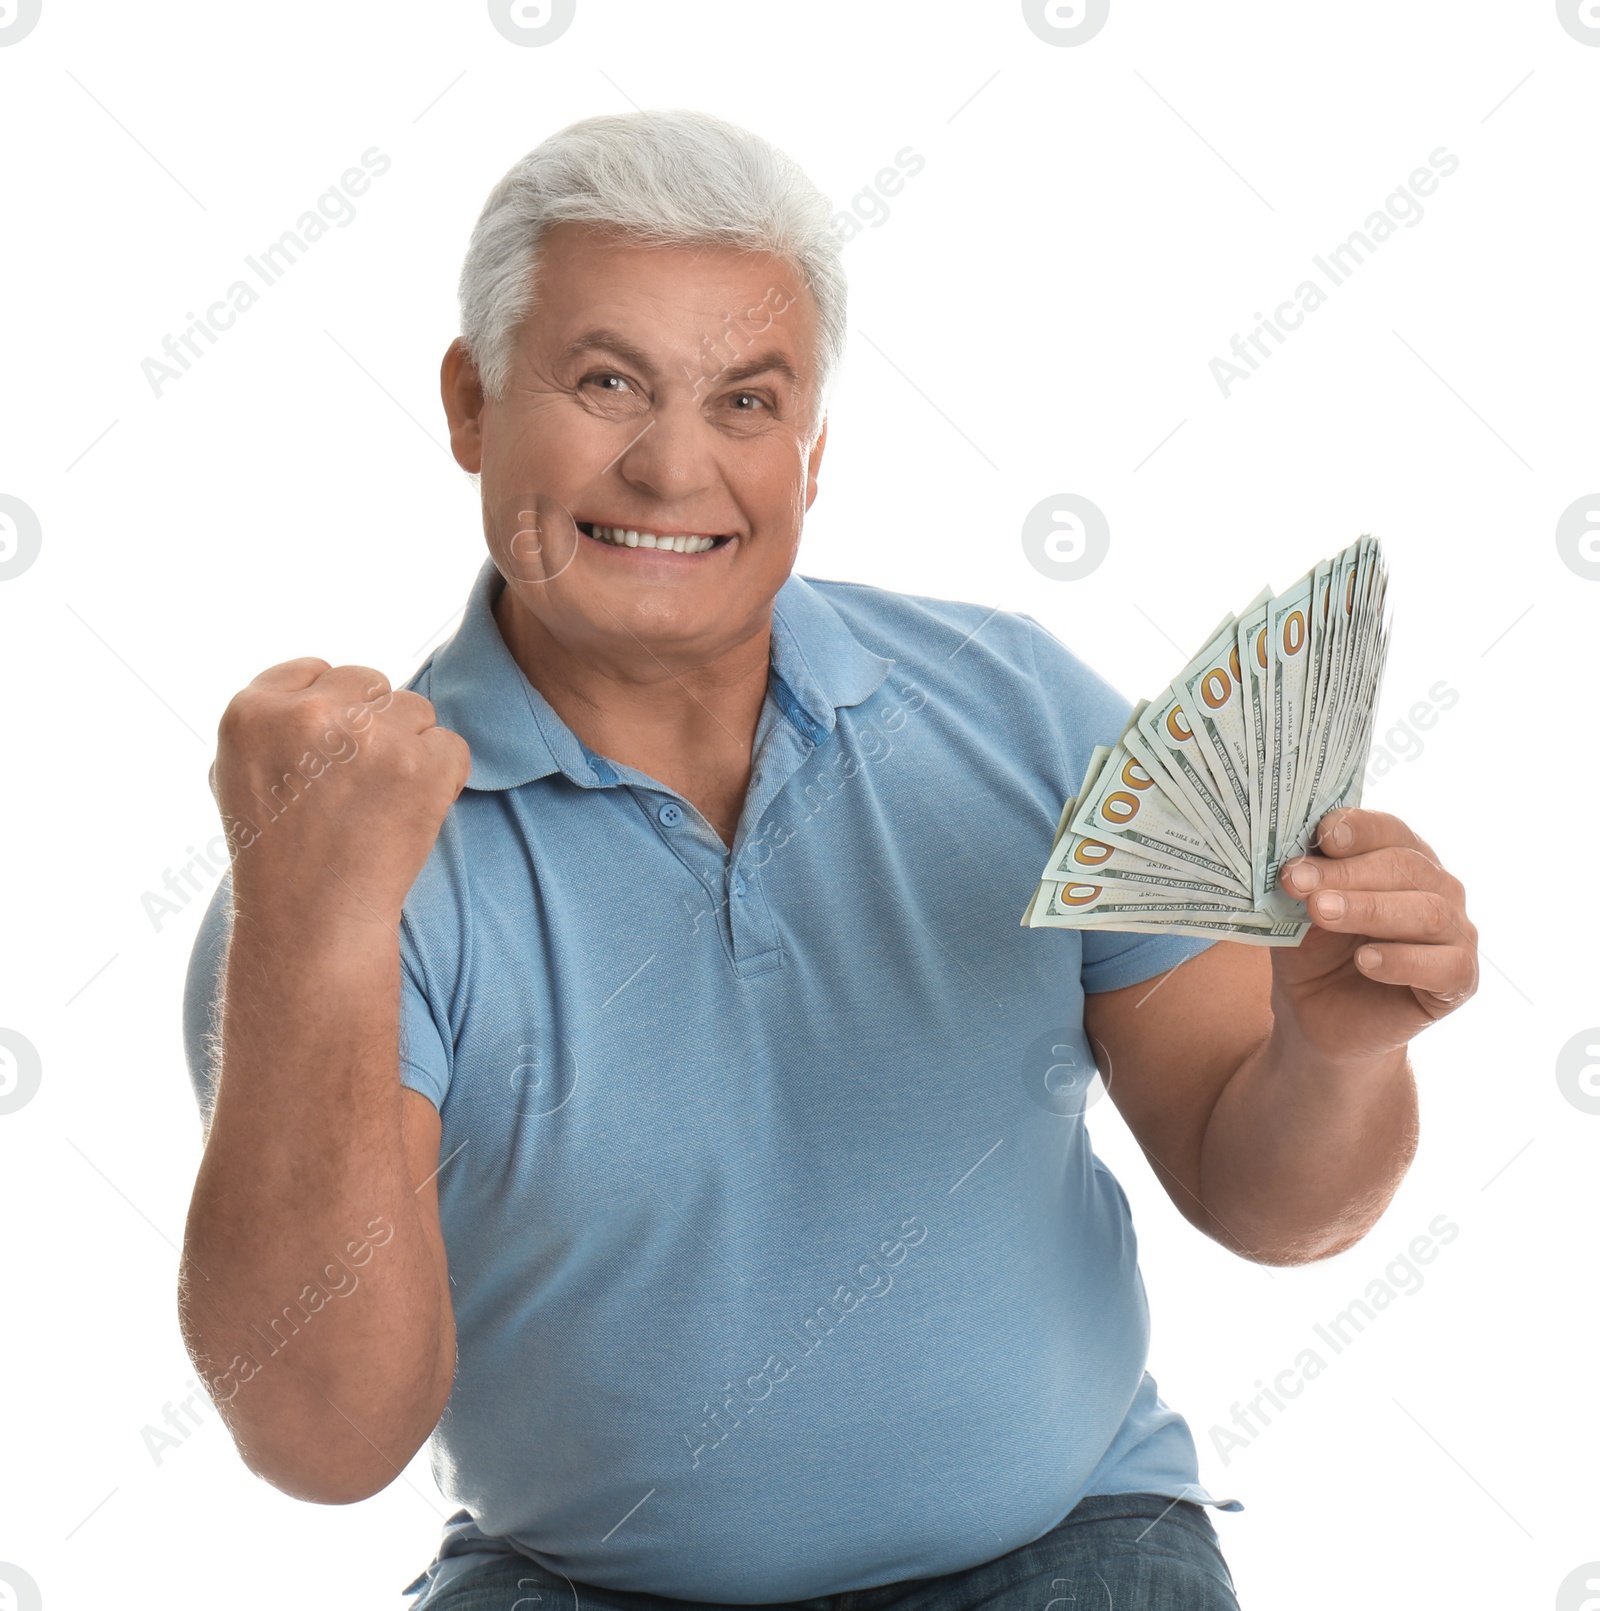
[[1317, 891, 1346, 919], [1357, 946, 1381, 968], [1323, 818, 1353, 851], [1288, 860, 1321, 892]]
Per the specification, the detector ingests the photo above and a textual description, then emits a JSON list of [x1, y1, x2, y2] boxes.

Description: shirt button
[[732, 873, 747, 897], [657, 801, 684, 828]]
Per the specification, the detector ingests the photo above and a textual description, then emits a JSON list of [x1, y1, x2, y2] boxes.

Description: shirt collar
[[416, 557, 895, 794]]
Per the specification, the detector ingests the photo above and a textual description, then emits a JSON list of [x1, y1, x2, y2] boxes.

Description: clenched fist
[[210, 658, 471, 929]]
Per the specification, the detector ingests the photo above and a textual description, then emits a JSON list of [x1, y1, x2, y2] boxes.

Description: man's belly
[[427, 1124, 1153, 1600]]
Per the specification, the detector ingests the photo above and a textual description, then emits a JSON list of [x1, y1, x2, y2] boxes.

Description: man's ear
[[804, 416, 828, 512], [441, 338, 486, 474]]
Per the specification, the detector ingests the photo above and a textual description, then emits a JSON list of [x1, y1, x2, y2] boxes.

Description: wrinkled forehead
[[520, 222, 821, 392]]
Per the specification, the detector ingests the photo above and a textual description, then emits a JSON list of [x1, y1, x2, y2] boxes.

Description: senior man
[[179, 110, 1477, 1610]]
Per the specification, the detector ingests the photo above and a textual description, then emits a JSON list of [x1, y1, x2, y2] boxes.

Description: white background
[[2, 2, 1597, 1607]]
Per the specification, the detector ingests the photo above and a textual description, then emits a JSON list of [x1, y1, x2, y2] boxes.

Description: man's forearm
[[1195, 1014, 1419, 1265], [180, 909, 453, 1502]]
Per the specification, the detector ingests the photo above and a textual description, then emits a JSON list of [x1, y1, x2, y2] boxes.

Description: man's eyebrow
[[558, 328, 659, 374], [558, 328, 804, 391], [716, 350, 803, 390]]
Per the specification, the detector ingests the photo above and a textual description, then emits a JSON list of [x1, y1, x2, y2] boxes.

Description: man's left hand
[[1276, 807, 1478, 1068]]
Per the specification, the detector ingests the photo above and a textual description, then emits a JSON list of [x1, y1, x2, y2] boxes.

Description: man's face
[[444, 221, 827, 661]]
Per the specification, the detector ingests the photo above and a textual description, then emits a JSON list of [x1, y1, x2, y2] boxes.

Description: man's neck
[[491, 578, 772, 847]]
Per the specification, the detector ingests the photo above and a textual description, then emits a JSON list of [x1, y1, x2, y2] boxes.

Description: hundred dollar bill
[[1178, 588, 1272, 872], [1259, 564, 1316, 903], [1040, 821, 1251, 906], [1288, 542, 1360, 841], [1235, 593, 1273, 902], [1298, 541, 1365, 810], [1023, 536, 1389, 949], [1022, 795, 1080, 926], [1031, 880, 1253, 924], [1128, 685, 1251, 885], [1044, 908, 1314, 940], [1028, 873, 1287, 931], [1260, 545, 1390, 919], [1318, 547, 1389, 821], [1291, 539, 1380, 859], [1279, 554, 1339, 868], [1067, 736, 1242, 887]]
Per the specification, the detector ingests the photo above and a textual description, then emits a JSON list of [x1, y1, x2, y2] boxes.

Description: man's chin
[[579, 573, 741, 636]]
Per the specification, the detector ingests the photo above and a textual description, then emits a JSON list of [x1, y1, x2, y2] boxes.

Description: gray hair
[[457, 109, 846, 444]]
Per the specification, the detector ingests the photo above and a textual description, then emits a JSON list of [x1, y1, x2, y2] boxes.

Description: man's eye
[[729, 391, 769, 411], [584, 373, 634, 394]]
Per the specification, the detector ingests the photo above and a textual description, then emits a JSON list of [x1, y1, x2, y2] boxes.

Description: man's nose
[[609, 405, 722, 505]]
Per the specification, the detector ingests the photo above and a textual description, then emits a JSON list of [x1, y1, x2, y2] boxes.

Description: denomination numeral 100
[[1102, 757, 1153, 822]]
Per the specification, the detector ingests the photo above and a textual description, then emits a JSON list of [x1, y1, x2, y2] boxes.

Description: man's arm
[[179, 658, 470, 1503], [1082, 807, 1476, 1266]]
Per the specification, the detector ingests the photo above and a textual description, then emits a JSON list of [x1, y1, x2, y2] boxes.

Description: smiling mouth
[[576, 521, 733, 555]]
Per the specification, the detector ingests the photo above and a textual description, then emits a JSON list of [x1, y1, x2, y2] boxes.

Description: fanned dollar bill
[[1024, 536, 1391, 947]]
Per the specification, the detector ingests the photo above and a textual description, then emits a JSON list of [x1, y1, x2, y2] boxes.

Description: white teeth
[[588, 524, 721, 554]]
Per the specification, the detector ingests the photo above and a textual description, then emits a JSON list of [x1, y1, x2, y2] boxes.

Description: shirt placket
[[613, 684, 827, 979]]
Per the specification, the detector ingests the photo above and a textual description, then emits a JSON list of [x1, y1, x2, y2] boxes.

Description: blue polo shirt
[[182, 556, 1237, 1605]]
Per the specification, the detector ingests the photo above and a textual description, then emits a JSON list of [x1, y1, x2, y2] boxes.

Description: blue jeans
[[422, 1492, 1241, 1609]]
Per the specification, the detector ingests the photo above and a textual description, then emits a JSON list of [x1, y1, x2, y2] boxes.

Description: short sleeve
[[398, 917, 451, 1110], [1079, 929, 1216, 993], [1018, 613, 1219, 994], [182, 871, 234, 1132], [180, 868, 453, 1124]]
